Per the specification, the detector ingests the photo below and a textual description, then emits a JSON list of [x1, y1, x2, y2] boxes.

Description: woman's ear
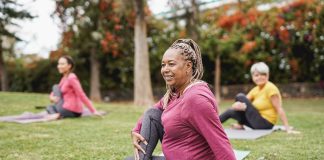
[[67, 64, 73, 71], [186, 61, 193, 71]]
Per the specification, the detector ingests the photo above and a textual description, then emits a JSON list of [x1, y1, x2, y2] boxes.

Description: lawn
[[0, 92, 323, 160]]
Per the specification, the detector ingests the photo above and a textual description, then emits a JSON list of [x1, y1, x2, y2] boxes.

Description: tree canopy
[[2, 0, 324, 101]]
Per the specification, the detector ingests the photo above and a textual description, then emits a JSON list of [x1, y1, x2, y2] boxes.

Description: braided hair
[[162, 39, 204, 109]]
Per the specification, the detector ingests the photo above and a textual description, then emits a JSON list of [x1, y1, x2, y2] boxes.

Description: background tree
[[200, 0, 324, 99], [2, 0, 323, 100], [54, 0, 130, 101], [167, 0, 200, 41], [0, 0, 33, 91], [314, 1, 324, 82], [133, 0, 154, 106], [201, 3, 246, 101], [240, 0, 323, 83]]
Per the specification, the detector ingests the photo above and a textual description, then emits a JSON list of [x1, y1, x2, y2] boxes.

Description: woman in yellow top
[[220, 62, 293, 132]]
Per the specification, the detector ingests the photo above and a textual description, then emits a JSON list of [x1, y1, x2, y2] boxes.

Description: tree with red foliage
[[53, 0, 131, 101]]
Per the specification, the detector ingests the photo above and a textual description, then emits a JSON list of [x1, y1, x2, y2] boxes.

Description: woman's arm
[[185, 96, 235, 159], [271, 94, 291, 132], [69, 76, 97, 113]]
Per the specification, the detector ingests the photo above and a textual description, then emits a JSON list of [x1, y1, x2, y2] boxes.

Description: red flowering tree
[[54, 0, 131, 101], [202, 0, 324, 92], [249, 0, 322, 82], [201, 2, 260, 100]]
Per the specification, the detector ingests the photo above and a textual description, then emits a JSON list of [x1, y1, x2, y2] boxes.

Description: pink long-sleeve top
[[53, 73, 97, 113], [133, 82, 235, 160]]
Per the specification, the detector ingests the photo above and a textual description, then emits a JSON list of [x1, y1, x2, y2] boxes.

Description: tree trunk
[[90, 47, 101, 102], [185, 0, 199, 41], [0, 38, 8, 91], [214, 54, 221, 103], [134, 0, 154, 106], [238, 0, 242, 10]]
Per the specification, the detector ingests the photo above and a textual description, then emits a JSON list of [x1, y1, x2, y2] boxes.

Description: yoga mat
[[0, 109, 107, 124], [234, 149, 250, 160], [225, 128, 273, 140], [225, 125, 291, 140], [158, 149, 250, 160], [243, 125, 292, 131]]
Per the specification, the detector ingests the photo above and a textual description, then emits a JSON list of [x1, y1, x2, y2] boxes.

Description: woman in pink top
[[126, 39, 235, 160], [46, 55, 100, 119]]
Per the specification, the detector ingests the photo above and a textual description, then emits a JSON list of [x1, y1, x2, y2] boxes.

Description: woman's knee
[[226, 108, 237, 116], [220, 108, 236, 118], [144, 108, 162, 119], [52, 84, 61, 96], [235, 93, 247, 102], [52, 84, 59, 90]]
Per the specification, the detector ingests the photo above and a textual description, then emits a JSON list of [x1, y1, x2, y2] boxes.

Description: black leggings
[[46, 85, 81, 118], [125, 108, 165, 160], [219, 93, 273, 129]]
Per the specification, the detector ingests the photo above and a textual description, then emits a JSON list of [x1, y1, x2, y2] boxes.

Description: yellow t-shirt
[[247, 81, 281, 124]]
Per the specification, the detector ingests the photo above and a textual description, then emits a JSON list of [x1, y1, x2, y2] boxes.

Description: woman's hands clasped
[[231, 102, 247, 111], [50, 95, 60, 103]]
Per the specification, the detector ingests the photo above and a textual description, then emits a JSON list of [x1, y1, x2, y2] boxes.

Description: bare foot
[[45, 113, 60, 120], [231, 123, 244, 130]]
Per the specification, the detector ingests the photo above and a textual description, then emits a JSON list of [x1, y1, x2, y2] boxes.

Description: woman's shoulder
[[266, 81, 279, 90], [67, 73, 78, 80], [65, 73, 80, 84], [185, 81, 209, 93], [184, 82, 215, 102], [181, 82, 217, 114]]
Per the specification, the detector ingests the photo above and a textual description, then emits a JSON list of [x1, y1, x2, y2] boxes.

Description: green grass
[[0, 92, 323, 160]]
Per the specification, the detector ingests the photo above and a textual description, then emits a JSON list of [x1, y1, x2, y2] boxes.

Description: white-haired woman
[[220, 62, 294, 133]]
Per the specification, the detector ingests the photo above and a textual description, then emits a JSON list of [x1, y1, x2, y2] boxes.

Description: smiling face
[[161, 48, 192, 90], [252, 71, 268, 87], [57, 57, 72, 75]]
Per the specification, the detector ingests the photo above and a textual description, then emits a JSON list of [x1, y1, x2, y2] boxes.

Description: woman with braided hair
[[126, 39, 235, 160]]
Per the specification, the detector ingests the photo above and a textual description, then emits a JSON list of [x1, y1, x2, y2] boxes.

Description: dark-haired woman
[[46, 55, 101, 119]]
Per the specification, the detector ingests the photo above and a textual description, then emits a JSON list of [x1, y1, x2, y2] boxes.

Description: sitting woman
[[127, 39, 235, 160], [46, 55, 101, 119], [220, 62, 294, 132]]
